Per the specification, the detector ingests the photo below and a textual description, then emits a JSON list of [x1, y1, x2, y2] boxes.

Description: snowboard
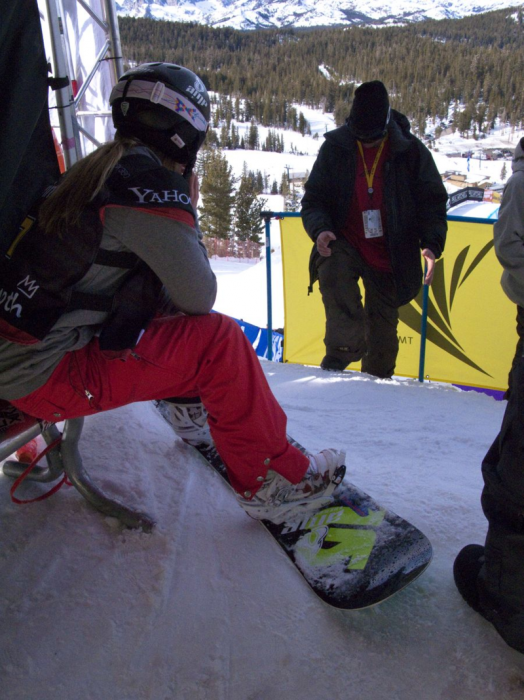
[[155, 402, 432, 609]]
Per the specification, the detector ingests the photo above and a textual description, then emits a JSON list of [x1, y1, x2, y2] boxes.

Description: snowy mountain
[[115, 0, 524, 30]]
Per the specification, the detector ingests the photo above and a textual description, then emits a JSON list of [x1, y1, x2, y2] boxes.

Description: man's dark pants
[[316, 238, 400, 378], [478, 305, 524, 653]]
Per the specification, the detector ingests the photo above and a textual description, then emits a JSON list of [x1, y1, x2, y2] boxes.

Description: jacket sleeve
[[412, 142, 448, 258], [105, 207, 217, 316], [494, 172, 524, 289], [301, 142, 337, 241]]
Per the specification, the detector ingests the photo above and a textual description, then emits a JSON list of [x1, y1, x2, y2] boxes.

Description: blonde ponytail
[[39, 135, 143, 237]]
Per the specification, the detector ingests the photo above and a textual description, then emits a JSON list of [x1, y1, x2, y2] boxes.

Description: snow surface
[[2, 349, 524, 698], [2, 249, 524, 697]]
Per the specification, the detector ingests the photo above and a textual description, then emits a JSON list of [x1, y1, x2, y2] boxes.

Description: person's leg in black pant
[[454, 353, 524, 654]]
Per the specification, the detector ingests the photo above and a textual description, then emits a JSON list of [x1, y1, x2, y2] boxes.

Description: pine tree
[[230, 123, 240, 149], [255, 171, 264, 193], [220, 124, 230, 149], [298, 111, 308, 136], [247, 121, 259, 150], [199, 150, 235, 240], [287, 107, 298, 131], [234, 172, 267, 244], [280, 172, 290, 197], [334, 101, 348, 127]]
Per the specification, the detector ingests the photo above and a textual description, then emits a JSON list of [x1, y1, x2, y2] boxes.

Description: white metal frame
[[42, 0, 123, 167]]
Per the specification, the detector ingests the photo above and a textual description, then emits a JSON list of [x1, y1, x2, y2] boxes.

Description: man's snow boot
[[454, 544, 524, 655], [320, 356, 348, 372], [453, 544, 485, 613]]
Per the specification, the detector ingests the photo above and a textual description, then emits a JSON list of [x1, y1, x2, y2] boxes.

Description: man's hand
[[422, 248, 436, 285], [317, 230, 336, 257]]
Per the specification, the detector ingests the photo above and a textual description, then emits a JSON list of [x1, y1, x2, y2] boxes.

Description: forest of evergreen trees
[[117, 8, 524, 248], [119, 7, 524, 134]]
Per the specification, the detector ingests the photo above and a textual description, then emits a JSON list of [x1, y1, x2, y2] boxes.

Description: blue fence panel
[[233, 317, 284, 362]]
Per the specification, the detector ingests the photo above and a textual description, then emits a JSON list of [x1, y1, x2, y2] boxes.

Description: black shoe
[[320, 356, 348, 372], [454, 544, 524, 654], [453, 544, 486, 614], [362, 369, 393, 379]]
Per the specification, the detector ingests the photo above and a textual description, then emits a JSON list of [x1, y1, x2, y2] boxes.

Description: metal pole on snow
[[418, 278, 430, 382], [263, 214, 273, 361]]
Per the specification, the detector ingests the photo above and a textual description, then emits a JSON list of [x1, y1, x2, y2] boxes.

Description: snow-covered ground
[[2, 250, 524, 698], [2, 107, 524, 699], [2, 346, 524, 699]]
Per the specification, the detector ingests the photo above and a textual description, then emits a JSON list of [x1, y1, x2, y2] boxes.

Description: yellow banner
[[280, 217, 517, 392]]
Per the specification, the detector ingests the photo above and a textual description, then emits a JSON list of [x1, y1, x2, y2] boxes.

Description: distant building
[[289, 170, 308, 184], [442, 171, 467, 188]]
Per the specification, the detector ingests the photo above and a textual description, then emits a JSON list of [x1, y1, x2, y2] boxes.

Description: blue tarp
[[232, 317, 283, 362]]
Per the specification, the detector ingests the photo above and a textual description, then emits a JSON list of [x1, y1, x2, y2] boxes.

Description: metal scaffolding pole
[[44, 0, 122, 163], [45, 0, 80, 167]]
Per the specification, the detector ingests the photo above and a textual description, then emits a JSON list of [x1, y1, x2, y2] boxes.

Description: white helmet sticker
[[171, 133, 186, 148], [121, 101, 130, 116], [150, 81, 166, 104]]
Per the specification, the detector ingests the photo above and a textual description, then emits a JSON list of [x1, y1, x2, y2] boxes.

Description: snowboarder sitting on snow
[[0, 62, 345, 525], [453, 136, 524, 655]]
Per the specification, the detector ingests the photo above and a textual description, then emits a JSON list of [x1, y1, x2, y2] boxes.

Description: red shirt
[[341, 139, 392, 272]]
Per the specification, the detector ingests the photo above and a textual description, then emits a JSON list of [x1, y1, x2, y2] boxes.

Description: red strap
[[100, 203, 195, 227], [10, 435, 72, 504]]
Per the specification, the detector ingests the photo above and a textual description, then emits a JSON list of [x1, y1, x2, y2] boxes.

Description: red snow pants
[[12, 313, 309, 496]]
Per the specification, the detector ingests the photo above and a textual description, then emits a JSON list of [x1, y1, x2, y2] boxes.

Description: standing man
[[301, 81, 448, 377], [453, 137, 524, 654]]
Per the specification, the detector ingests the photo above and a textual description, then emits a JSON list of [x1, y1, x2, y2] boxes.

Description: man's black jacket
[[301, 110, 448, 306]]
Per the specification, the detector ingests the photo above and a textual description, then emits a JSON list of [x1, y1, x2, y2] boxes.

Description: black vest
[[0, 151, 195, 351]]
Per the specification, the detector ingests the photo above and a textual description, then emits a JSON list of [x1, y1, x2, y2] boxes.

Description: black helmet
[[110, 62, 210, 163]]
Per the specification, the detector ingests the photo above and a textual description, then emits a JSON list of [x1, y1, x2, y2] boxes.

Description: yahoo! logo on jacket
[[128, 187, 191, 205]]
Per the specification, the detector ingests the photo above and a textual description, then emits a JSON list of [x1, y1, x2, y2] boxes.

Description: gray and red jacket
[[0, 150, 195, 352]]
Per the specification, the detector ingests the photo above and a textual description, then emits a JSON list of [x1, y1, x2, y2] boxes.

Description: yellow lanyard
[[357, 136, 387, 195]]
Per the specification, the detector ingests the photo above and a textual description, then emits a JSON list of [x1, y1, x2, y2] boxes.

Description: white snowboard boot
[[237, 448, 346, 525], [159, 399, 213, 448]]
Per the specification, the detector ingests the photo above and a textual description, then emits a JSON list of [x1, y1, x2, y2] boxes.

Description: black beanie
[[346, 81, 390, 141]]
